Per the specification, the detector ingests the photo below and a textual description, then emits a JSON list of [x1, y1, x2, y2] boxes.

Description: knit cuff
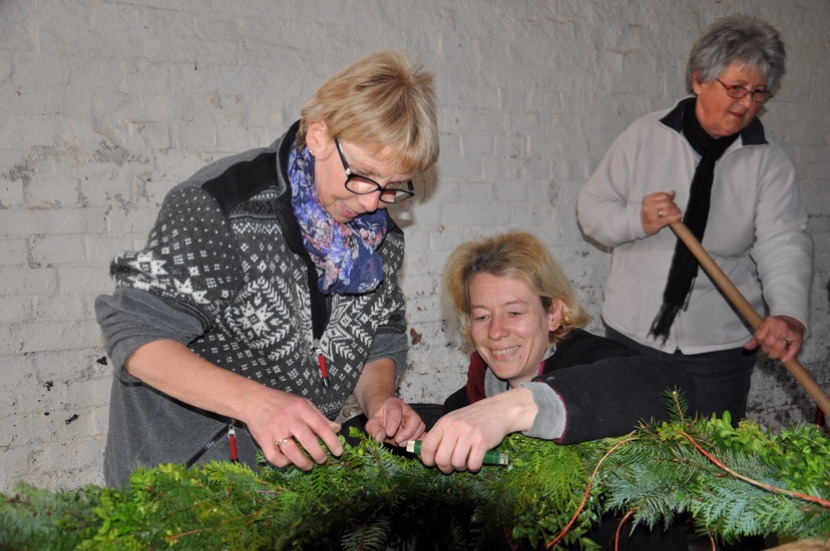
[[518, 381, 566, 440]]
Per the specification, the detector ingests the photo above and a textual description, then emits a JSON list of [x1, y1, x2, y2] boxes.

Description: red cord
[[318, 354, 330, 387], [228, 426, 239, 462]]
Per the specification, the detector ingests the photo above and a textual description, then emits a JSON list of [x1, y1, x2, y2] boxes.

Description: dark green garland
[[2, 411, 828, 550]]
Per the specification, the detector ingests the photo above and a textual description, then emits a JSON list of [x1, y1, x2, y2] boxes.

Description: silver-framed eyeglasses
[[715, 78, 773, 104], [334, 137, 415, 204]]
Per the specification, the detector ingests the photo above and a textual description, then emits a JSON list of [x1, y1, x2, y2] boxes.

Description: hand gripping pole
[[669, 221, 830, 418]]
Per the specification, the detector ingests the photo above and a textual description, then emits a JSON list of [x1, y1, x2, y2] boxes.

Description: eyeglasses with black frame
[[334, 137, 415, 204], [715, 78, 773, 104]]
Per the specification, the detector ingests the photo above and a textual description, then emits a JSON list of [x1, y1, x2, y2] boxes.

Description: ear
[[305, 121, 334, 160], [547, 297, 564, 333], [691, 71, 704, 95]]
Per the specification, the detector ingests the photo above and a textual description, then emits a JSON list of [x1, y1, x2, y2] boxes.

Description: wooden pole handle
[[669, 221, 830, 418]]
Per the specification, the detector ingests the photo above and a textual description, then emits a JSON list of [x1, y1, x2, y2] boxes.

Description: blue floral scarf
[[287, 145, 387, 295]]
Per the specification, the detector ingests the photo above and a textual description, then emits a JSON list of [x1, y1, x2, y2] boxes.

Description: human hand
[[364, 397, 426, 446], [641, 191, 682, 235], [744, 315, 806, 362], [417, 388, 536, 474], [241, 387, 343, 470]]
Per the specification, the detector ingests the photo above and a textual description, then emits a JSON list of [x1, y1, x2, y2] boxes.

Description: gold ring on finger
[[275, 437, 292, 448], [657, 209, 665, 218]]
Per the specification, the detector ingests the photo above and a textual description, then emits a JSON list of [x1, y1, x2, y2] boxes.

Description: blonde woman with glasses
[[96, 51, 438, 487]]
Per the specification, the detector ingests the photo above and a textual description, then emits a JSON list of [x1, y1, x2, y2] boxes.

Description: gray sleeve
[[364, 239, 409, 375], [518, 381, 566, 440], [95, 287, 210, 377], [365, 330, 408, 376]]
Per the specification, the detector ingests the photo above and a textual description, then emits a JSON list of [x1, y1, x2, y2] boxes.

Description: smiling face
[[692, 62, 767, 139], [468, 273, 562, 388], [305, 121, 412, 224]]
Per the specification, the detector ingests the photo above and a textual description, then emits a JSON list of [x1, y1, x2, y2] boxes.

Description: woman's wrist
[[491, 387, 538, 434]]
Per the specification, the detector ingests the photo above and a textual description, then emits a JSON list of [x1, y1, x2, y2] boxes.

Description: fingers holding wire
[[273, 434, 320, 470], [243, 389, 344, 470]]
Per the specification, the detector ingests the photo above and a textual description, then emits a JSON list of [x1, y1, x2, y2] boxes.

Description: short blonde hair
[[444, 232, 589, 345], [297, 50, 439, 174]]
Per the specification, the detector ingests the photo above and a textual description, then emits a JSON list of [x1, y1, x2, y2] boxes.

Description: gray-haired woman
[[577, 14, 812, 429]]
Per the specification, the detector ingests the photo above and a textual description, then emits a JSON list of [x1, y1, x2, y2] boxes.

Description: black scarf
[[649, 100, 740, 343]]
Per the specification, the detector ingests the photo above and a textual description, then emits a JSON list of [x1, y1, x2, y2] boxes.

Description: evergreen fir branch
[[545, 435, 636, 549], [676, 429, 830, 509], [1, 416, 828, 550], [0, 484, 102, 551]]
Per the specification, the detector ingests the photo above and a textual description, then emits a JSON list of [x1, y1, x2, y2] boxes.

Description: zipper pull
[[227, 420, 239, 462], [314, 339, 330, 388]]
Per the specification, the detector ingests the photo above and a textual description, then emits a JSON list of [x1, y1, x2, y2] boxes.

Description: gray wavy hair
[[686, 14, 785, 91]]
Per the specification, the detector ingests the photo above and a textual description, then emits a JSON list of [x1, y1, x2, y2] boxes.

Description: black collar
[[659, 96, 768, 147]]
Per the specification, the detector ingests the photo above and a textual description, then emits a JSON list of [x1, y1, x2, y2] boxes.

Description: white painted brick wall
[[1, 0, 828, 493]]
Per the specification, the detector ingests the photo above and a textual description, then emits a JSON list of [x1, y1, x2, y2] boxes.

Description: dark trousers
[[605, 326, 757, 424]]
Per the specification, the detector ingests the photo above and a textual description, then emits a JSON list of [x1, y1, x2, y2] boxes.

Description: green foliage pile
[[1, 413, 828, 550]]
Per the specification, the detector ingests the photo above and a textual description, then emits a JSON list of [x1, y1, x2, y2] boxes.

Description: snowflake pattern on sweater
[[109, 170, 406, 418]]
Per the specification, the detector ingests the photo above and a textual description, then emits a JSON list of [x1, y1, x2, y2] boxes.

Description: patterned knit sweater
[[95, 122, 407, 486]]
